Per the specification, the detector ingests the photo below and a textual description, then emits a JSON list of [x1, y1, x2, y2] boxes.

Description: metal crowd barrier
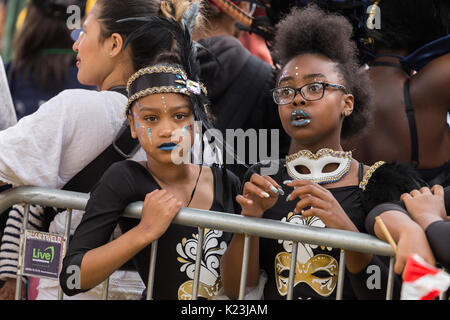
[[0, 186, 401, 300]]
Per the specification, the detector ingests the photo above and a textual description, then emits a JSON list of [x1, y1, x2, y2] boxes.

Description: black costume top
[[366, 186, 450, 270], [60, 160, 241, 300], [244, 160, 402, 300]]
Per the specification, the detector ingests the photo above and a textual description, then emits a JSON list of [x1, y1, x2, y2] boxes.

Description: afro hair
[[272, 4, 373, 139]]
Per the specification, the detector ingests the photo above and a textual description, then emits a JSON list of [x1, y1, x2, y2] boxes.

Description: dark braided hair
[[273, 4, 372, 139]]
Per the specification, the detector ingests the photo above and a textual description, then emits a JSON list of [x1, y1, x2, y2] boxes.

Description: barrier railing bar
[[287, 241, 298, 300], [0, 187, 396, 257], [1, 187, 402, 301], [336, 249, 346, 300], [238, 234, 251, 300], [192, 227, 204, 300], [386, 256, 395, 300], [15, 202, 30, 300], [58, 208, 72, 300], [101, 234, 115, 300], [146, 240, 158, 300]]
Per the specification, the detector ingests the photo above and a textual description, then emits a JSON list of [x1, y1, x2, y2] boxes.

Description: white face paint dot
[[162, 96, 167, 112]]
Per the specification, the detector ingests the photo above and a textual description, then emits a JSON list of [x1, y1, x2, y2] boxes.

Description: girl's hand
[[137, 189, 182, 243], [236, 173, 282, 217], [400, 185, 447, 230], [284, 180, 358, 232]]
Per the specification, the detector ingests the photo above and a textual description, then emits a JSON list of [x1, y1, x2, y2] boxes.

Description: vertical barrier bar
[[336, 249, 346, 300], [58, 209, 73, 300], [101, 234, 114, 300], [386, 256, 395, 300], [439, 268, 447, 300], [192, 227, 204, 300], [102, 277, 110, 300], [287, 241, 298, 300], [238, 234, 251, 300], [15, 203, 30, 300], [146, 240, 158, 300]]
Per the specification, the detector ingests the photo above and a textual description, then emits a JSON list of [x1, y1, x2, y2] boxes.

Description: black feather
[[361, 161, 428, 213]]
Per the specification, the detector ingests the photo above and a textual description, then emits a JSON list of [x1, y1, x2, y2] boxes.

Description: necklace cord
[[187, 165, 202, 207]]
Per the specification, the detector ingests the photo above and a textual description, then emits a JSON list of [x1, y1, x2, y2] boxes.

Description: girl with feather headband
[[60, 2, 243, 300]]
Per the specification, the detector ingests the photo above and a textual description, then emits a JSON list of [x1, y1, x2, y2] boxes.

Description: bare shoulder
[[412, 53, 450, 107]]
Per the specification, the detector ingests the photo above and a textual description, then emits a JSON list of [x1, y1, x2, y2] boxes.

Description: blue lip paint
[[147, 128, 152, 144], [290, 110, 311, 127], [291, 119, 311, 127], [159, 144, 178, 151]]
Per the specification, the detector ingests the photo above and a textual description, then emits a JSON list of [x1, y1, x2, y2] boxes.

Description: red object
[[401, 254, 450, 300]]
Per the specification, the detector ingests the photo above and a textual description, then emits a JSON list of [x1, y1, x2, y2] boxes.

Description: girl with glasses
[[220, 5, 434, 300]]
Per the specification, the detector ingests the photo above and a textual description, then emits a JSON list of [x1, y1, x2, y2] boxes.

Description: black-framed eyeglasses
[[272, 82, 347, 105]]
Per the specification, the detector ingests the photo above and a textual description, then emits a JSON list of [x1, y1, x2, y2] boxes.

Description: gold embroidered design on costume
[[275, 212, 338, 297], [176, 229, 227, 300]]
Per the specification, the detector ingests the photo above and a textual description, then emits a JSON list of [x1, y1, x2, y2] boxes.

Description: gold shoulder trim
[[359, 161, 386, 190]]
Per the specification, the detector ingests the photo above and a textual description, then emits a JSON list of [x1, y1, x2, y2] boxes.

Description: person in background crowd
[[6, 0, 92, 120], [339, 0, 450, 187], [193, 0, 290, 180]]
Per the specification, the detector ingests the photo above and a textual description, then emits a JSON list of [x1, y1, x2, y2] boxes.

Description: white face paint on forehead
[[279, 65, 301, 86], [161, 95, 167, 113]]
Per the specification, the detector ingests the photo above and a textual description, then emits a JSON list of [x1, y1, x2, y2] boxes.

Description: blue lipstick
[[291, 109, 311, 127], [158, 142, 179, 151]]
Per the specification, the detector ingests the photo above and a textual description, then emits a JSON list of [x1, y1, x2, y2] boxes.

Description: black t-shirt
[[245, 160, 400, 300], [60, 160, 241, 300]]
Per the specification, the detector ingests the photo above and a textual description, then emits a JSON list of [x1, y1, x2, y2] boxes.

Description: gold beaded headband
[[125, 64, 208, 115]]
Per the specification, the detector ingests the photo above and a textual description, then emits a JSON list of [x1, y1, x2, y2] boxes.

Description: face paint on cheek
[[133, 112, 140, 131], [182, 125, 188, 138], [147, 127, 152, 145]]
